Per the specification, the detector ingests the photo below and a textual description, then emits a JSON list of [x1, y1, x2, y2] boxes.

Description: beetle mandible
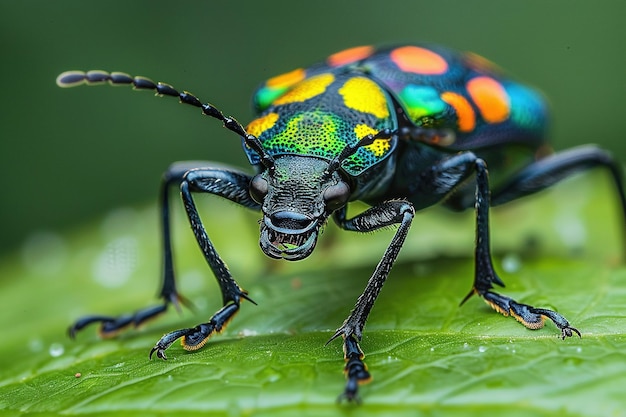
[[58, 44, 626, 402]]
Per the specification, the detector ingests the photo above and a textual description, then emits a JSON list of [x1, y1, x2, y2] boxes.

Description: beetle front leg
[[328, 200, 415, 402], [151, 167, 260, 359], [461, 158, 581, 339]]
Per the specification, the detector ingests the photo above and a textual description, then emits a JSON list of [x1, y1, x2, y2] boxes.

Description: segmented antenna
[[326, 128, 394, 174], [56, 70, 275, 169]]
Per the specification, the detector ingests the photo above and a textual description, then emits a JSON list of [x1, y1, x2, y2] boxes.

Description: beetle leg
[[69, 163, 259, 344], [328, 200, 415, 402], [461, 156, 582, 338], [490, 145, 626, 224], [150, 166, 260, 359], [69, 162, 205, 338]]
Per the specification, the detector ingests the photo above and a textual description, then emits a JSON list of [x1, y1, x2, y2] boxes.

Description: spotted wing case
[[245, 44, 549, 174]]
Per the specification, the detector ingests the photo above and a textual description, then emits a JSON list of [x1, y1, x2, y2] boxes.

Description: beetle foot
[[150, 302, 242, 360], [480, 291, 581, 338], [69, 303, 169, 339], [333, 334, 371, 404], [150, 329, 192, 360]]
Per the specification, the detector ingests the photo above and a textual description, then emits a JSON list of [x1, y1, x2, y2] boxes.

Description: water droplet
[[463, 342, 470, 349], [92, 236, 138, 288], [576, 346, 582, 353], [478, 346, 487, 353], [501, 254, 522, 273], [430, 347, 435, 352], [49, 343, 64, 357]]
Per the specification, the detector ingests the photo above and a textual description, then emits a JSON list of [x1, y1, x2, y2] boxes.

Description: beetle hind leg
[[68, 285, 193, 339], [69, 303, 165, 339], [462, 153, 586, 338]]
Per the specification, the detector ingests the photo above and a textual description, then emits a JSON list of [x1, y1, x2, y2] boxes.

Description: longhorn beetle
[[58, 44, 626, 402]]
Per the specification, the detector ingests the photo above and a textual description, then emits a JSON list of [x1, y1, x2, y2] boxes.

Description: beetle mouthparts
[[260, 227, 318, 261]]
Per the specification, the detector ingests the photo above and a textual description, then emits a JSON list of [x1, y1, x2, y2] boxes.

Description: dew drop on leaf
[[49, 343, 64, 357]]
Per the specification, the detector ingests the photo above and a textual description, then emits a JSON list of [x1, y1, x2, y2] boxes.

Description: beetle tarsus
[[148, 302, 242, 359], [69, 303, 170, 339], [476, 290, 580, 338], [334, 334, 370, 404]]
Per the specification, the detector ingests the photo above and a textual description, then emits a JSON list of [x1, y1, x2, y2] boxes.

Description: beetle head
[[250, 155, 350, 261]]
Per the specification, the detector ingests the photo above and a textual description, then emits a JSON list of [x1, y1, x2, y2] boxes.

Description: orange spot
[[466, 76, 510, 123], [246, 112, 279, 138], [327, 45, 374, 67], [464, 52, 502, 74], [440, 91, 476, 132], [273, 73, 334, 105], [266, 68, 306, 89], [390, 46, 448, 75]]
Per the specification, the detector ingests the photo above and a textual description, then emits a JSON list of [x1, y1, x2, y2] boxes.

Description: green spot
[[254, 86, 289, 111], [400, 84, 447, 121]]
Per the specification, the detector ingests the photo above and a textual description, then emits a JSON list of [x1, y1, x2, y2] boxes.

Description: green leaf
[[1, 173, 625, 416]]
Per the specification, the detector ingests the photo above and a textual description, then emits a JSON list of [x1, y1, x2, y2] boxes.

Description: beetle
[[58, 44, 626, 402]]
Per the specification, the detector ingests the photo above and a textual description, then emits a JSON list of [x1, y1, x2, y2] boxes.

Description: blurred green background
[[1, 0, 625, 256]]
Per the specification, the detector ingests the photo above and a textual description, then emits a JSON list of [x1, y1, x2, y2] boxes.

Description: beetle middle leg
[[459, 155, 581, 338], [442, 146, 626, 337], [464, 145, 625, 337], [405, 150, 586, 338], [329, 200, 415, 402]]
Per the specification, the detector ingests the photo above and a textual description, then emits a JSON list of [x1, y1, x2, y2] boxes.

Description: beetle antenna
[[326, 128, 394, 174], [56, 70, 275, 169]]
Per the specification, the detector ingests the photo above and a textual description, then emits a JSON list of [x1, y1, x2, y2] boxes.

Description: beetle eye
[[323, 181, 350, 211], [250, 175, 268, 203]]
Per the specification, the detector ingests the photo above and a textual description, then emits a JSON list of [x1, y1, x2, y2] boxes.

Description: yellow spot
[[339, 77, 390, 119], [273, 73, 334, 105], [266, 68, 306, 89], [246, 112, 279, 138], [355, 124, 390, 157]]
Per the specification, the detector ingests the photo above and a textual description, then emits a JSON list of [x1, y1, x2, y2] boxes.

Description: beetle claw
[[560, 325, 581, 339], [149, 346, 167, 360]]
